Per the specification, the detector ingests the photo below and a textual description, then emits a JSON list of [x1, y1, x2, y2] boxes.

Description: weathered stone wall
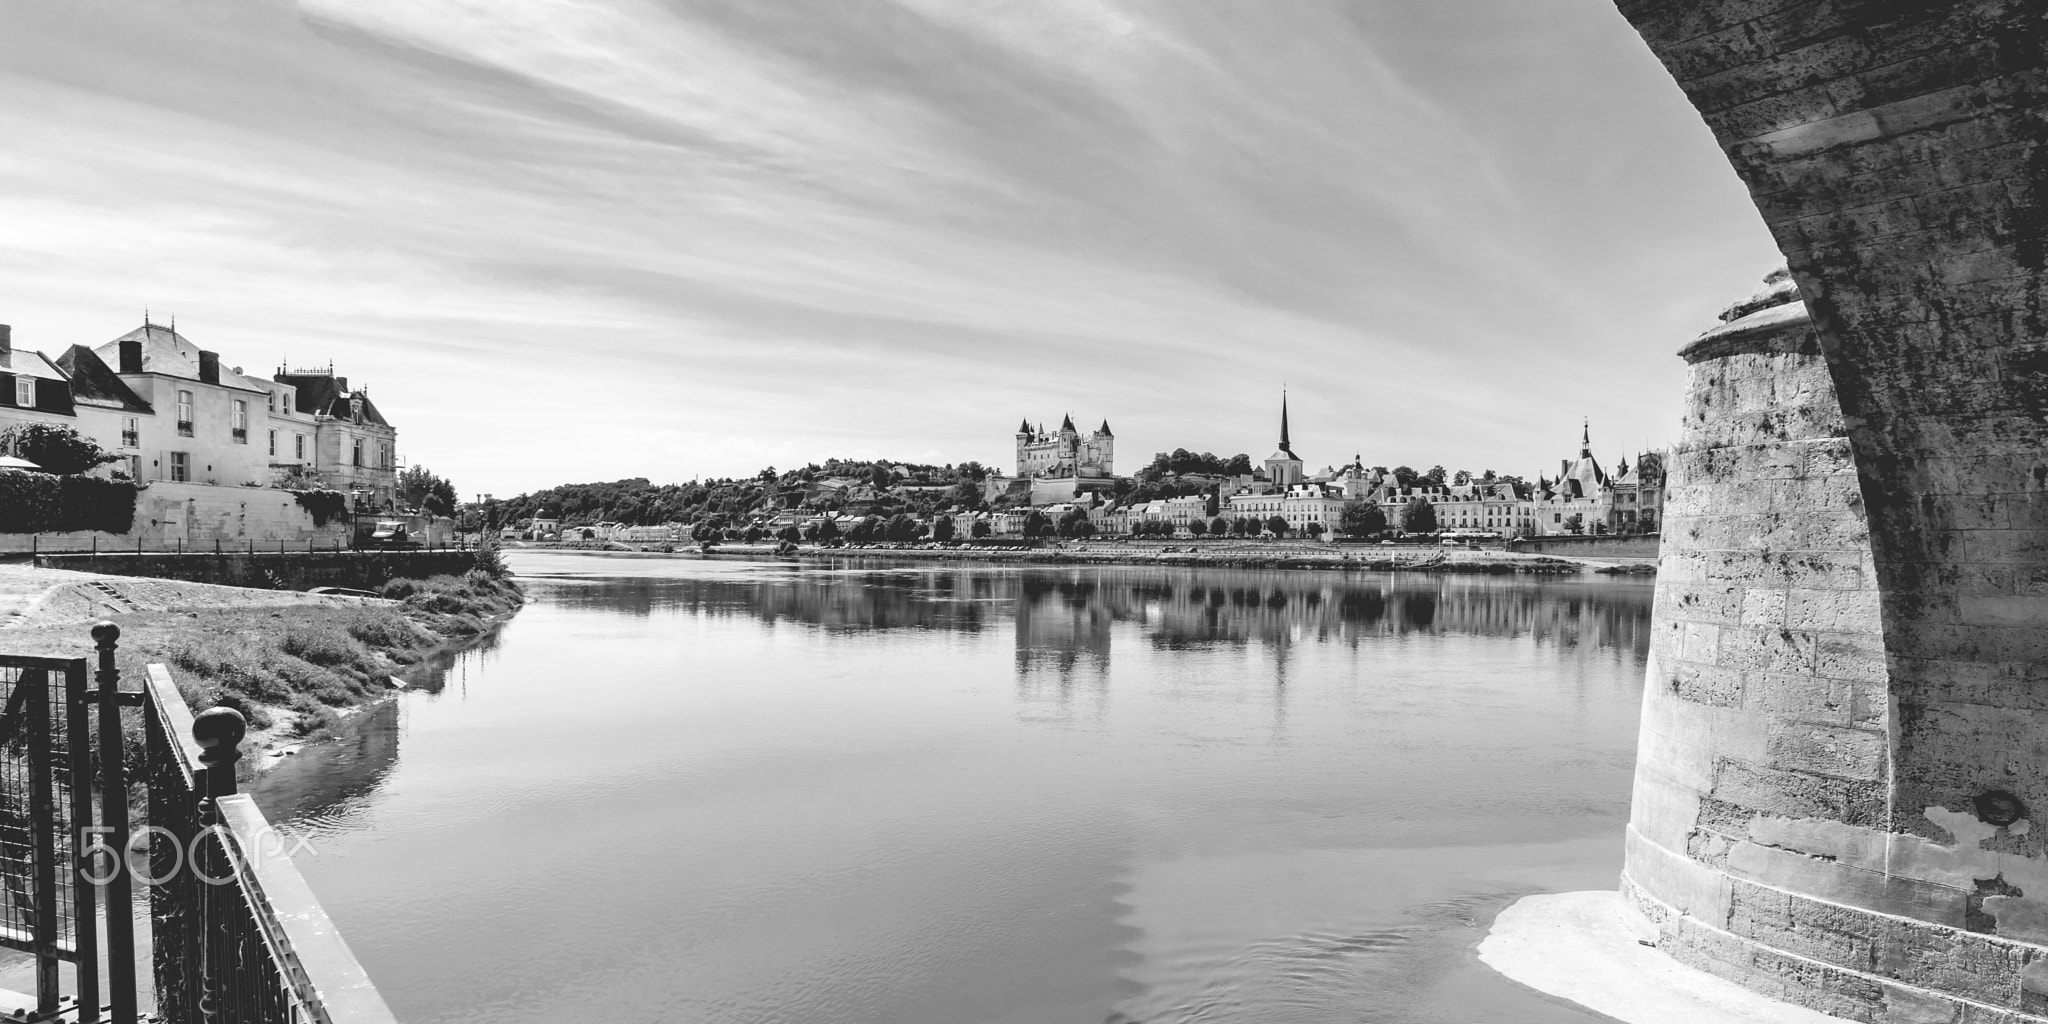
[[34, 550, 477, 591], [1616, 0, 2048, 1018]]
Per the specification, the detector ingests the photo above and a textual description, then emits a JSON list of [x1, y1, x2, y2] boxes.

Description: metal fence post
[[64, 661, 99, 1024], [91, 623, 138, 1024]]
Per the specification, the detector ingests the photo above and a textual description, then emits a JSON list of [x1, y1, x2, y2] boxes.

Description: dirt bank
[[0, 563, 524, 769]]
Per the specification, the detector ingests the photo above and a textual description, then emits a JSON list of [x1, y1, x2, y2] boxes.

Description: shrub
[[471, 530, 510, 579], [0, 472, 138, 533], [291, 489, 349, 527], [0, 423, 121, 475]]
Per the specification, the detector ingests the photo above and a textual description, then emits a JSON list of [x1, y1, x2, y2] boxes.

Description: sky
[[0, 0, 1781, 497]]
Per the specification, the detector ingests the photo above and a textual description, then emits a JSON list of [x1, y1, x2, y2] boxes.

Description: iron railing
[[0, 655, 92, 1022], [140, 657, 398, 1024], [0, 626, 397, 1023]]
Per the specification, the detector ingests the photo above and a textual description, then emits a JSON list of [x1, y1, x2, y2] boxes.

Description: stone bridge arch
[[1611, 1, 2047, 1020]]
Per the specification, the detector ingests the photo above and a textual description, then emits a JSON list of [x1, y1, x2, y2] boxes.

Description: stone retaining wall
[[0, 481, 352, 554]]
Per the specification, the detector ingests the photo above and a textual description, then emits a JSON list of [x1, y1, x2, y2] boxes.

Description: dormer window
[[282, 392, 291, 415], [13, 377, 33, 407]]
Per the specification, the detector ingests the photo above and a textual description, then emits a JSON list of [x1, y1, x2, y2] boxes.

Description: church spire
[[1580, 417, 1592, 458], [1279, 390, 1293, 454]]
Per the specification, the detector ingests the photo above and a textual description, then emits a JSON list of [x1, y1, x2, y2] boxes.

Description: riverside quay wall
[[1507, 534, 1661, 561], [34, 550, 477, 591], [1615, 1, 2048, 1021]]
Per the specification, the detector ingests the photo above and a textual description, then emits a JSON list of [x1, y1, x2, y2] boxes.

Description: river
[[257, 552, 1652, 1023]]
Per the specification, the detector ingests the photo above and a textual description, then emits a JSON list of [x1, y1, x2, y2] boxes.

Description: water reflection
[[534, 563, 1653, 677], [264, 555, 1649, 1024], [251, 636, 504, 828]]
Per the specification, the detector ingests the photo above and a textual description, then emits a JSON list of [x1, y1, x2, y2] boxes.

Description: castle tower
[[1092, 420, 1115, 478]]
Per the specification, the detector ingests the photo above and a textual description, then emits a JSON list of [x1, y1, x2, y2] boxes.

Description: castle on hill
[[983, 414, 1118, 505]]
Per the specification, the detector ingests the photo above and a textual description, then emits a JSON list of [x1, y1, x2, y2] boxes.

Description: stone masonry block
[[1719, 624, 1818, 673], [1750, 671, 1852, 726], [1767, 722, 1888, 780], [1673, 662, 1748, 707]]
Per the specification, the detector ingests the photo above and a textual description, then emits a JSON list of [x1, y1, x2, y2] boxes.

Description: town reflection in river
[[257, 554, 1650, 1024]]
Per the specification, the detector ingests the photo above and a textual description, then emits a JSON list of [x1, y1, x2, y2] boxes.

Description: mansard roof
[[276, 371, 391, 428], [55, 345, 151, 413]]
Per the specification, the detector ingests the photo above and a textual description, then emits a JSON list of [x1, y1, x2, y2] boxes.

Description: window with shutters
[[170, 451, 190, 482]]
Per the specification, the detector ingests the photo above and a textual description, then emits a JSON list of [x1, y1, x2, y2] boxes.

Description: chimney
[[119, 339, 143, 373], [199, 350, 220, 385], [0, 324, 10, 359]]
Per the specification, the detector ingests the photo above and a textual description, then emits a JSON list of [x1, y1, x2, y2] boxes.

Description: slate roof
[[55, 345, 152, 413], [0, 347, 68, 383], [275, 372, 391, 427], [94, 324, 270, 392]]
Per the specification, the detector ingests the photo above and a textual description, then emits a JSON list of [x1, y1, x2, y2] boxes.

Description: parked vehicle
[[368, 520, 420, 549]]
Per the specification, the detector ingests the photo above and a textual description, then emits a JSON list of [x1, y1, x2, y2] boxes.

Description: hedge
[[0, 472, 139, 534]]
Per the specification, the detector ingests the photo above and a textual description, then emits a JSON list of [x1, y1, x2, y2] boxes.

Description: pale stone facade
[[0, 318, 404, 518], [982, 414, 1118, 505], [1014, 415, 1114, 480]]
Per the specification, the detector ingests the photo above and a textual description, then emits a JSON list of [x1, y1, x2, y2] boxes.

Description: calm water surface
[[258, 552, 1652, 1024]]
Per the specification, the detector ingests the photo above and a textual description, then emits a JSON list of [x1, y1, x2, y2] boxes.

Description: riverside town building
[[0, 318, 400, 509]]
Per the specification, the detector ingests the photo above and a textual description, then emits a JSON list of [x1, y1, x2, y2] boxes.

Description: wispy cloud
[[0, 0, 1777, 492]]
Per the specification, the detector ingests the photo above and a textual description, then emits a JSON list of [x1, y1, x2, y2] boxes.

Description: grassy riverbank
[[4, 569, 524, 756]]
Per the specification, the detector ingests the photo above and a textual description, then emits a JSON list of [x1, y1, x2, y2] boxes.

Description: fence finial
[[193, 707, 247, 797]]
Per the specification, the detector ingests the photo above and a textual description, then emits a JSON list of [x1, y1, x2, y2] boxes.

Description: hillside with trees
[[484, 459, 994, 532]]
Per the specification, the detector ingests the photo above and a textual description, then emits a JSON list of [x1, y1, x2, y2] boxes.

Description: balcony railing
[[121, 431, 140, 447], [177, 420, 194, 437], [232, 426, 249, 443]]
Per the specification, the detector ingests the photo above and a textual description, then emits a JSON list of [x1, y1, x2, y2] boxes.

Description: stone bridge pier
[[1614, 1, 2048, 1021]]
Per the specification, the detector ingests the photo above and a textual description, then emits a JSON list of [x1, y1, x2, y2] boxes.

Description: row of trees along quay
[[475, 449, 1533, 543]]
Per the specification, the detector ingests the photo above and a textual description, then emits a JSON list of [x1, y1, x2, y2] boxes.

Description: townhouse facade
[[0, 319, 402, 510]]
